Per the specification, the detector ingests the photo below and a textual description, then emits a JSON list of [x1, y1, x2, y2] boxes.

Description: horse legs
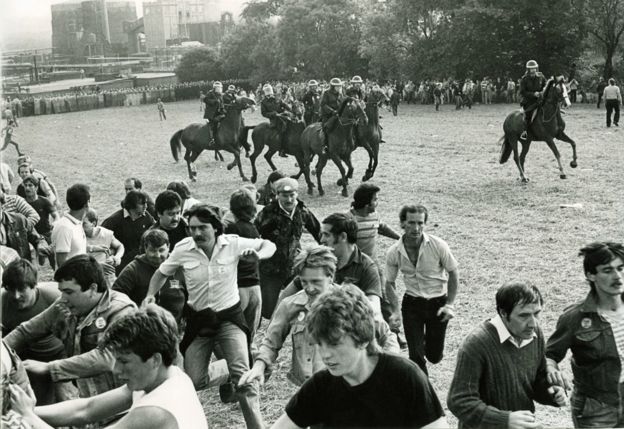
[[315, 155, 329, 196], [544, 138, 567, 179], [264, 150, 279, 172], [512, 139, 529, 182], [184, 149, 195, 181], [214, 150, 224, 161], [296, 155, 315, 194], [232, 151, 249, 182], [361, 144, 374, 182], [557, 131, 578, 168], [330, 154, 349, 197]]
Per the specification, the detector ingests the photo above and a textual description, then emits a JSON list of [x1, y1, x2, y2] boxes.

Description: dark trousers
[[606, 100, 620, 126], [597, 94, 603, 108], [259, 269, 290, 319], [401, 294, 448, 375]]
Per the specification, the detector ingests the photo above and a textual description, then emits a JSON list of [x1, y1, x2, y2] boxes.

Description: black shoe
[[219, 381, 237, 404], [279, 151, 288, 158], [380, 139, 386, 144]]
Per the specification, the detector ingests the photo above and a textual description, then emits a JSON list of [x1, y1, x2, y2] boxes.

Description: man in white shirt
[[51, 184, 89, 266], [145, 204, 276, 429]]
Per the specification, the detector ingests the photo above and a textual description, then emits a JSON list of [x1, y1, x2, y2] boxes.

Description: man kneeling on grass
[[270, 284, 447, 429], [10, 304, 208, 429]]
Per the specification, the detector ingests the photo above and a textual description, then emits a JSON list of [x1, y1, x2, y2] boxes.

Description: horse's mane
[[542, 77, 555, 99], [337, 96, 355, 117]]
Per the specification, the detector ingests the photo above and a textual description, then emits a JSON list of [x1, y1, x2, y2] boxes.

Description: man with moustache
[[4, 255, 136, 407], [385, 204, 459, 374], [144, 204, 276, 429], [546, 242, 624, 428], [448, 282, 567, 429]]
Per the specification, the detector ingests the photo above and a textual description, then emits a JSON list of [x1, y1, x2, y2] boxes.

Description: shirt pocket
[[291, 322, 308, 351], [213, 257, 235, 277]]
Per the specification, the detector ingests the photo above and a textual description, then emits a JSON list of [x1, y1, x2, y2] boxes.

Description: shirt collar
[[65, 213, 82, 225], [490, 314, 536, 349], [398, 232, 430, 255], [278, 201, 297, 219]]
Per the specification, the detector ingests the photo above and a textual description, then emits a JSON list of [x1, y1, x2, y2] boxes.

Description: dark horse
[[358, 99, 383, 182], [499, 77, 578, 182], [248, 101, 313, 188], [300, 97, 368, 197], [170, 96, 255, 182]]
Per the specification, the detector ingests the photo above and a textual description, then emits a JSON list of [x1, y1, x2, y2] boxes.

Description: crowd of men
[[2, 147, 624, 428], [1, 60, 623, 428]]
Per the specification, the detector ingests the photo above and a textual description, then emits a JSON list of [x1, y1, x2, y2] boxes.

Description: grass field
[[4, 99, 623, 428]]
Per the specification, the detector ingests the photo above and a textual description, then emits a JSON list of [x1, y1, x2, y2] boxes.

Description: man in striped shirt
[[603, 78, 621, 127]]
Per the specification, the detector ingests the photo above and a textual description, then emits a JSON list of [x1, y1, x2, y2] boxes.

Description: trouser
[[159, 110, 166, 120], [238, 285, 262, 352], [571, 386, 624, 428], [401, 294, 448, 375], [184, 322, 264, 429], [259, 269, 290, 319], [391, 103, 398, 116], [570, 90, 577, 103], [606, 100, 620, 126], [434, 96, 441, 110], [597, 93, 604, 108]]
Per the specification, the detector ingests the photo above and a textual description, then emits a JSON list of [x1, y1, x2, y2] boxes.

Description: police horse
[[499, 77, 578, 182], [300, 97, 368, 197], [169, 96, 255, 182]]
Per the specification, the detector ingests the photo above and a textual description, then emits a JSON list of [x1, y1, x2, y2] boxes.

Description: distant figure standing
[[604, 78, 621, 127], [157, 98, 166, 121], [199, 90, 205, 112], [597, 77, 607, 108], [390, 88, 400, 116]]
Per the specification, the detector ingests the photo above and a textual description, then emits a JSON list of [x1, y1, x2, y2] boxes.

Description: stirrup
[[520, 131, 528, 140]]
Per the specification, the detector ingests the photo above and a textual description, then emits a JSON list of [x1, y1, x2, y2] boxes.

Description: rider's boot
[[279, 132, 288, 158], [210, 121, 219, 148], [322, 130, 329, 155]]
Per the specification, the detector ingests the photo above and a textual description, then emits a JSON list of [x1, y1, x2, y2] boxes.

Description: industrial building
[[51, 0, 137, 60]]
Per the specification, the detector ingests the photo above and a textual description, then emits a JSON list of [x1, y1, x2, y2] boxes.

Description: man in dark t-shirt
[[150, 190, 188, 250], [272, 285, 446, 429]]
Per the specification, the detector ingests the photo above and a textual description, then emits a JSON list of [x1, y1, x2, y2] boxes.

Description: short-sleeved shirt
[[86, 227, 115, 265], [285, 352, 444, 428], [386, 233, 458, 299], [158, 234, 268, 312], [51, 213, 87, 258], [26, 196, 55, 236]]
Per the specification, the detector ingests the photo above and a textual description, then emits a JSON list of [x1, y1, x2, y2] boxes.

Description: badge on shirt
[[581, 318, 592, 329], [95, 317, 107, 330], [297, 311, 305, 322]]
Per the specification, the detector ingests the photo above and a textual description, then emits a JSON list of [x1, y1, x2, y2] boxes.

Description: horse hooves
[[242, 177, 249, 182], [560, 174, 567, 179], [307, 187, 313, 196], [245, 153, 250, 158], [311, 169, 317, 176], [570, 161, 578, 168], [341, 188, 349, 197], [319, 189, 325, 196], [227, 164, 234, 171], [191, 177, 197, 182], [336, 178, 343, 187], [251, 176, 257, 184]]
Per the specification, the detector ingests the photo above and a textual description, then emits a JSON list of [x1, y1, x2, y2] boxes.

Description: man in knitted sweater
[[447, 282, 567, 429]]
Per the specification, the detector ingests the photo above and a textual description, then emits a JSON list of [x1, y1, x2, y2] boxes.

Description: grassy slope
[[4, 99, 623, 428]]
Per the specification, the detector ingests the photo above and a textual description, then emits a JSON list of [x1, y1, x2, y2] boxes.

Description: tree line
[[175, 0, 623, 86]]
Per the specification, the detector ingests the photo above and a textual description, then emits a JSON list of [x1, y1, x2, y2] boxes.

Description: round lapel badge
[[95, 317, 107, 330], [580, 318, 592, 329], [297, 311, 305, 322]]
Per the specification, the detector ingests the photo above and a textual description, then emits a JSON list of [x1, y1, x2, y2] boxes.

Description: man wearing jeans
[[385, 204, 459, 375], [144, 204, 275, 429]]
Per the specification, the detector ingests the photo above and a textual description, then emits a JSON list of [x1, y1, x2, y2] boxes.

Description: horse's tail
[[170, 129, 183, 162], [239, 125, 255, 152], [498, 135, 512, 164]]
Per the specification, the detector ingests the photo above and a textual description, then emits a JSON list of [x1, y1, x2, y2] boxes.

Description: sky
[[0, 0, 247, 51]]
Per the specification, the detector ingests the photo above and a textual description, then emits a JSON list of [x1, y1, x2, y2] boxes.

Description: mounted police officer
[[320, 77, 344, 154], [302, 80, 321, 125], [261, 84, 292, 158], [346, 75, 365, 101], [519, 60, 546, 140], [203, 81, 226, 146], [366, 83, 388, 143], [223, 84, 237, 105]]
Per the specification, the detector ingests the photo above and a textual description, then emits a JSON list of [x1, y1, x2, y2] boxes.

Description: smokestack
[[100, 0, 111, 43]]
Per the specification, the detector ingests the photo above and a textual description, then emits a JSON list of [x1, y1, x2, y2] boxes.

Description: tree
[[581, 0, 624, 78], [175, 47, 223, 82], [241, 0, 283, 21], [277, 0, 367, 78]]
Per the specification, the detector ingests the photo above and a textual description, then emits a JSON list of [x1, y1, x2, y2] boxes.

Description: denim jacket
[[256, 288, 399, 386], [5, 289, 136, 398], [546, 292, 622, 405]]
